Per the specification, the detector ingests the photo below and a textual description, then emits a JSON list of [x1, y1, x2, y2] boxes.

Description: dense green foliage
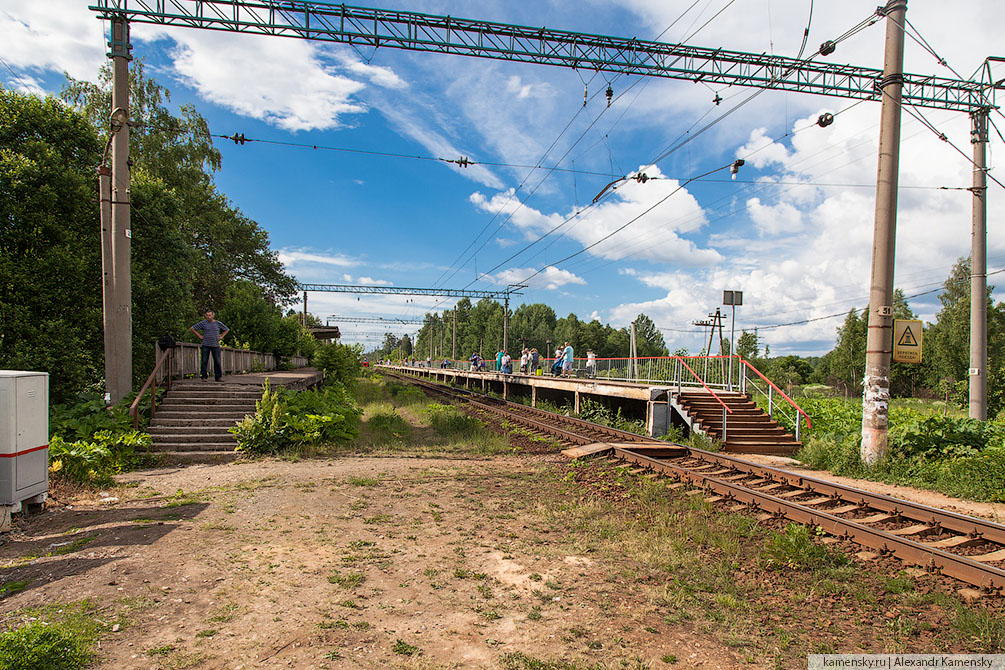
[[791, 398, 1005, 501], [0, 89, 104, 403], [47, 391, 155, 484], [231, 382, 362, 454], [1, 70, 302, 403], [315, 342, 364, 387]]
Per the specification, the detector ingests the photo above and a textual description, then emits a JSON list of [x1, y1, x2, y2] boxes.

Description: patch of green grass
[[0, 622, 93, 670], [500, 651, 596, 670], [661, 654, 678, 664], [195, 629, 216, 638], [347, 476, 379, 487], [207, 603, 239, 623], [952, 602, 1005, 652], [363, 514, 391, 525], [328, 571, 365, 589], [147, 644, 176, 656], [164, 488, 206, 508], [392, 639, 421, 656], [425, 403, 484, 439], [0, 600, 108, 670], [763, 524, 849, 572], [0, 581, 30, 598]]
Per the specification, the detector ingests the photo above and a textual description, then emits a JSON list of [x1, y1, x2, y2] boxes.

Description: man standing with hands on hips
[[190, 310, 230, 382]]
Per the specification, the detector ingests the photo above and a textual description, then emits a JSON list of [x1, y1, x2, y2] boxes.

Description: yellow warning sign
[[893, 319, 923, 363]]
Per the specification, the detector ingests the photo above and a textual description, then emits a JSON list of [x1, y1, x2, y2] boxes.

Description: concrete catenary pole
[[107, 16, 133, 403], [452, 307, 457, 360], [970, 108, 989, 420], [861, 0, 907, 465]]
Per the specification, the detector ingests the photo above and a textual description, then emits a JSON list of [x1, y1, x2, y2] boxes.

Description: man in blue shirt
[[190, 310, 230, 382]]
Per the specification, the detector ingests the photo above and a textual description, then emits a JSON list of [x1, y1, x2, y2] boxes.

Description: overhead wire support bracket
[[88, 0, 993, 113]]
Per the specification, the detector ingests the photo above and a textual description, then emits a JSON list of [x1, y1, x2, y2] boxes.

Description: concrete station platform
[[379, 364, 802, 456], [379, 364, 678, 437]]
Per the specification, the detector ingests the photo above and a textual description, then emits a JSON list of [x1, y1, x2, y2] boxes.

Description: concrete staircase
[[674, 391, 801, 456], [147, 381, 261, 463]]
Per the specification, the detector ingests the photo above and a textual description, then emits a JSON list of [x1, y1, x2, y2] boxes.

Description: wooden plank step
[[561, 443, 613, 459]]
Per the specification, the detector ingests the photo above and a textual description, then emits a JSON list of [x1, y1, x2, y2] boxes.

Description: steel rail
[[672, 447, 1005, 546], [614, 447, 1005, 591], [388, 370, 1005, 590]]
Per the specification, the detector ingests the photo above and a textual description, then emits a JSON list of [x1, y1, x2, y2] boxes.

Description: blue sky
[[3, 0, 1003, 354]]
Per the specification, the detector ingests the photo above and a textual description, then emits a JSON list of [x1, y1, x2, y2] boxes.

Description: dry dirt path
[[1, 435, 1002, 667], [0, 456, 754, 669]]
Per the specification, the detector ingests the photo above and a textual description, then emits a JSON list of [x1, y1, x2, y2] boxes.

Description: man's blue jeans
[[201, 345, 222, 380]]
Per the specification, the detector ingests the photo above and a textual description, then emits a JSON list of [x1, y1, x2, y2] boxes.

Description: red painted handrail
[[673, 356, 732, 414], [738, 357, 812, 429]]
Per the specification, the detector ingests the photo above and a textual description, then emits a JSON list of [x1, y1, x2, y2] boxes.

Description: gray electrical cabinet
[[0, 371, 49, 529]]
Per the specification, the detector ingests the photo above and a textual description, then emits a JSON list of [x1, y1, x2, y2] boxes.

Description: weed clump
[[763, 523, 849, 571]]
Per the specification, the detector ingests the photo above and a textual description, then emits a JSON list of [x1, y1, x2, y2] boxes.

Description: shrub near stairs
[[230, 381, 362, 455]]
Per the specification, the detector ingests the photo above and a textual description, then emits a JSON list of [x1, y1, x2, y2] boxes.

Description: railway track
[[386, 369, 1005, 592]]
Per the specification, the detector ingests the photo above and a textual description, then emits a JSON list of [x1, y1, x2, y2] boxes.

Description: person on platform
[[561, 341, 574, 377], [531, 348, 540, 373], [190, 310, 230, 382], [496, 349, 504, 373], [501, 350, 512, 374], [586, 349, 597, 378]]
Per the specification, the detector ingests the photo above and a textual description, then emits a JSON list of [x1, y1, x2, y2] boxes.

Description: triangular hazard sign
[[897, 326, 918, 347]]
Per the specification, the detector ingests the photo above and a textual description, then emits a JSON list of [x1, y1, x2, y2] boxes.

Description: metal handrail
[[673, 356, 733, 414], [129, 347, 173, 430], [738, 357, 812, 429]]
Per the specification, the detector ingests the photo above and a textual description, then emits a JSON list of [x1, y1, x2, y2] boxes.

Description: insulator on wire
[[819, 40, 836, 56], [817, 113, 835, 128], [730, 159, 744, 180], [633, 173, 649, 184], [605, 84, 613, 107], [229, 132, 247, 145], [583, 85, 588, 107], [713, 92, 722, 106]]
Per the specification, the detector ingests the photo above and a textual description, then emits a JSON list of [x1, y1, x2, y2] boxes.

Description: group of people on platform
[[462, 341, 589, 378]]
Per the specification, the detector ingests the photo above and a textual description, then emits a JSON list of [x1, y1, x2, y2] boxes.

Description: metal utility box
[[0, 372, 49, 509]]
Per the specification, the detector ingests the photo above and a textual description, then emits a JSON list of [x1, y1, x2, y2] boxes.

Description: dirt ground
[[1, 386, 1002, 669], [0, 455, 760, 669]]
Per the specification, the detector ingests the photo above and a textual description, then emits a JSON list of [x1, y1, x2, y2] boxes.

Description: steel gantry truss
[[87, 0, 998, 458], [297, 283, 507, 299], [298, 283, 524, 356], [88, 0, 993, 111]]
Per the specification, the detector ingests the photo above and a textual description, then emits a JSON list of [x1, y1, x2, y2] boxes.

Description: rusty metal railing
[[130, 347, 173, 430]]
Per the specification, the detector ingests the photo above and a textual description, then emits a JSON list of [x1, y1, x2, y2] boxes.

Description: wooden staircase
[[146, 381, 261, 463], [673, 391, 801, 456]]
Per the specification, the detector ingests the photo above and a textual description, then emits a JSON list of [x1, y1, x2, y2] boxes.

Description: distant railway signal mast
[[89, 0, 996, 462]]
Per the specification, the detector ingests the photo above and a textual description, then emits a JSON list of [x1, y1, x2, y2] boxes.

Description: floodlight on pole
[[723, 290, 743, 391]]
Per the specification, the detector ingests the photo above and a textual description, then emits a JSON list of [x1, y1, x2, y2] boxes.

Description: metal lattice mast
[[296, 283, 512, 299], [88, 0, 991, 112]]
